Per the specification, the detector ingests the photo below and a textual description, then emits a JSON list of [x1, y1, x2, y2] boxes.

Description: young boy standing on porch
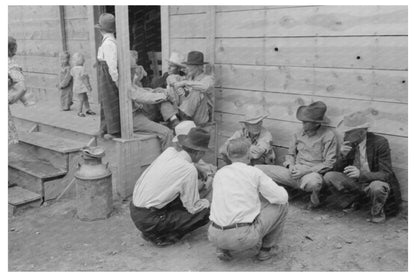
[[95, 13, 121, 139]]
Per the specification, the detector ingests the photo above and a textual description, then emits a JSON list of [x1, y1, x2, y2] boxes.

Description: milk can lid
[[82, 146, 105, 158]]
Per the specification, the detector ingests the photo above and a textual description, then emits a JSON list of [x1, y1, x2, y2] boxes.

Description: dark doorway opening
[[104, 5, 162, 87]]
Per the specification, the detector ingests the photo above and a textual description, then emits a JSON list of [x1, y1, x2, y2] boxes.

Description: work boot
[[305, 191, 320, 210], [216, 247, 232, 261], [257, 247, 273, 261], [367, 210, 386, 224]]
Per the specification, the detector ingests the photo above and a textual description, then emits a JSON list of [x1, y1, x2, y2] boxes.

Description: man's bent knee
[[302, 173, 323, 192]]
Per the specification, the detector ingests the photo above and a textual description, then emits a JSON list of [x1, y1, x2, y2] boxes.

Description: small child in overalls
[[70, 52, 96, 117], [58, 51, 73, 111]]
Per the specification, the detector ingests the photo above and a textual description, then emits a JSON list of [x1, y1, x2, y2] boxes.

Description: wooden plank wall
[[8, 6, 96, 102], [9, 6, 61, 99], [169, 5, 408, 200]]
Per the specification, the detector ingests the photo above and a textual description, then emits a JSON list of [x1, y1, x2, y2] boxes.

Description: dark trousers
[[97, 61, 121, 135], [323, 171, 390, 216], [130, 197, 210, 243]]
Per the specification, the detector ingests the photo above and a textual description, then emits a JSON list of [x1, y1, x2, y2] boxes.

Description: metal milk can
[[75, 146, 113, 221]]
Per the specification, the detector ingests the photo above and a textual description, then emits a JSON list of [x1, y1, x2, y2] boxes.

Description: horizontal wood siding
[[169, 5, 408, 200], [9, 6, 94, 102], [9, 6, 61, 99]]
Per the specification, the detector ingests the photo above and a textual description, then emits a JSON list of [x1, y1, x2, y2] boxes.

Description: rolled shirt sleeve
[[186, 75, 214, 94], [257, 168, 288, 205], [179, 168, 210, 214]]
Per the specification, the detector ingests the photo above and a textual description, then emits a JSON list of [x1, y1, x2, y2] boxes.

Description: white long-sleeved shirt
[[97, 33, 118, 83], [132, 147, 209, 214], [210, 162, 288, 226]]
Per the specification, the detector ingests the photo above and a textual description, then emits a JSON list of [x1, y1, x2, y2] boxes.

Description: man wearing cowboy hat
[[169, 51, 215, 126], [323, 111, 402, 223], [130, 127, 212, 246], [209, 138, 288, 261], [256, 101, 337, 209], [219, 104, 275, 165]]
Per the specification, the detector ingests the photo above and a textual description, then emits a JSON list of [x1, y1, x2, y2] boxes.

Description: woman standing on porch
[[95, 13, 121, 139], [8, 36, 27, 145]]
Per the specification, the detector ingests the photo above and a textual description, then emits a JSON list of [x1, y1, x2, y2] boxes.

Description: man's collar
[[102, 33, 115, 41], [301, 125, 321, 137]]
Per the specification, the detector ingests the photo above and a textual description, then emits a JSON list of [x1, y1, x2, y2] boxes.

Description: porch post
[[115, 5, 133, 139], [113, 5, 143, 199]]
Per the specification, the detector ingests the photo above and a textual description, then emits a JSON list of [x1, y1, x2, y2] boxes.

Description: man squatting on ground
[[129, 127, 212, 247], [219, 104, 275, 166], [323, 111, 402, 223], [256, 101, 337, 209], [208, 138, 288, 261]]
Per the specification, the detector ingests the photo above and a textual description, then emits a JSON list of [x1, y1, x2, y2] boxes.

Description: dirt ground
[[8, 196, 408, 271]]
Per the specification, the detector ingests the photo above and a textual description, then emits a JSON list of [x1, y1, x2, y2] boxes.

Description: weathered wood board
[[170, 13, 208, 38], [14, 55, 59, 75], [215, 36, 408, 70], [15, 39, 61, 57], [215, 64, 408, 103], [64, 18, 90, 40], [8, 19, 61, 40], [63, 5, 88, 19], [24, 72, 58, 90], [216, 6, 408, 37], [170, 6, 209, 15], [8, 6, 59, 21], [215, 88, 408, 137], [170, 38, 207, 55]]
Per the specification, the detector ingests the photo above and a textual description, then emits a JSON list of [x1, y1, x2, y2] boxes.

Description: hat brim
[[182, 62, 209, 65], [94, 24, 115, 33], [239, 114, 268, 124], [177, 135, 212, 152], [166, 60, 186, 68], [337, 121, 370, 133], [296, 107, 330, 124]]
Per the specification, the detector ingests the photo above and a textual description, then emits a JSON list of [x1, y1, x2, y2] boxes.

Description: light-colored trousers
[[255, 165, 323, 192], [133, 112, 173, 151], [208, 201, 288, 251]]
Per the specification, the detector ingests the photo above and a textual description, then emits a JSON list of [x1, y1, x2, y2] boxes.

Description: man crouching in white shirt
[[130, 127, 211, 247], [208, 138, 289, 261]]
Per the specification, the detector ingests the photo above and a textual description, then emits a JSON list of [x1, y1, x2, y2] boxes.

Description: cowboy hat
[[296, 101, 329, 123], [337, 111, 370, 133], [94, 13, 116, 33], [182, 51, 208, 65], [167, 52, 186, 68], [239, 105, 269, 124], [177, 127, 212, 152], [172, 120, 196, 143]]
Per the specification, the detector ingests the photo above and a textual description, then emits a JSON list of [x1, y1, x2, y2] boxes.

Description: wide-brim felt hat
[[177, 127, 212, 152], [166, 52, 186, 68], [337, 111, 370, 133], [94, 13, 116, 33], [296, 101, 329, 124], [239, 105, 269, 124], [182, 51, 208, 65]]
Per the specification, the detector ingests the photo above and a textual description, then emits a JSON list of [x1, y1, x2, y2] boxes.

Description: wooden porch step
[[8, 186, 42, 216], [18, 131, 86, 154], [8, 151, 67, 181]]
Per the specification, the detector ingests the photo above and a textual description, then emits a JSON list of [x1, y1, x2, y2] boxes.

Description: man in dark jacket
[[323, 111, 402, 223]]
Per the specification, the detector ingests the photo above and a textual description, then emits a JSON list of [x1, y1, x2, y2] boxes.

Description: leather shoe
[[216, 248, 232, 261]]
